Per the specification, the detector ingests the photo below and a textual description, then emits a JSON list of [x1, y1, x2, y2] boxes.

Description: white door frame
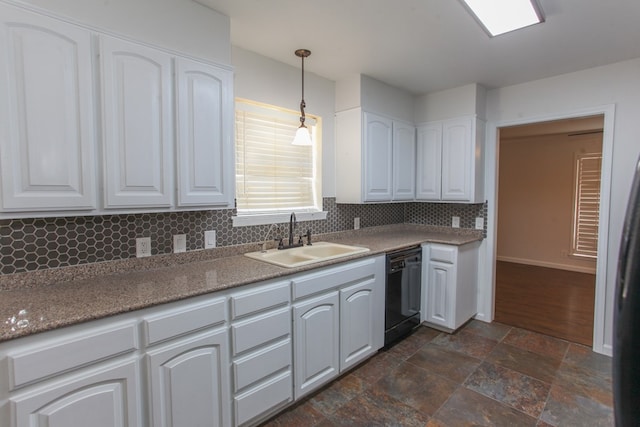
[[481, 104, 615, 355]]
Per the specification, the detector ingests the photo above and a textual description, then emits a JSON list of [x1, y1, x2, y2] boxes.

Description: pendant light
[[292, 49, 312, 146]]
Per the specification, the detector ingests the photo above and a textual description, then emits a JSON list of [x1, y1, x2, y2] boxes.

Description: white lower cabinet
[[0, 257, 388, 426], [423, 242, 480, 331], [340, 278, 380, 371], [229, 280, 292, 427], [9, 357, 141, 427], [292, 256, 385, 399], [0, 319, 142, 427], [146, 329, 230, 427], [293, 291, 340, 399]]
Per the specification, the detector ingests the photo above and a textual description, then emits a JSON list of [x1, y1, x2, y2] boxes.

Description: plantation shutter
[[235, 101, 317, 212], [572, 153, 602, 258]]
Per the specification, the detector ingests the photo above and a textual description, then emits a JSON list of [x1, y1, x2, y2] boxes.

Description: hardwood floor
[[494, 261, 596, 346]]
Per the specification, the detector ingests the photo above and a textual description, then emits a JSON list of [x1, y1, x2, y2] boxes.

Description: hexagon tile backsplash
[[0, 199, 486, 275]]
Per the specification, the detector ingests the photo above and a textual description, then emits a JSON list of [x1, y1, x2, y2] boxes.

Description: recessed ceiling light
[[460, 0, 544, 37]]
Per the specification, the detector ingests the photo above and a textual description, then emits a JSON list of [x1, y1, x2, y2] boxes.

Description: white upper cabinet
[[335, 108, 416, 204], [392, 121, 416, 200], [99, 35, 173, 208], [175, 57, 234, 207], [363, 112, 393, 201], [416, 123, 442, 200], [0, 4, 96, 212], [416, 116, 485, 203]]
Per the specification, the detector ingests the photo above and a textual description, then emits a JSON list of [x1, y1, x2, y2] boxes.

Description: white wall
[[7, 0, 231, 65], [483, 57, 640, 354], [232, 47, 337, 197], [414, 83, 486, 123]]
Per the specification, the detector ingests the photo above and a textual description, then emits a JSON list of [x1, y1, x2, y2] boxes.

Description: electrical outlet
[[204, 230, 216, 249], [173, 234, 186, 253], [136, 237, 151, 258], [452, 216, 460, 228], [475, 217, 484, 230], [354, 217, 360, 230]]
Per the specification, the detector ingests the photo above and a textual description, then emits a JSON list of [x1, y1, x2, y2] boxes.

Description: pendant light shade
[[292, 49, 312, 146]]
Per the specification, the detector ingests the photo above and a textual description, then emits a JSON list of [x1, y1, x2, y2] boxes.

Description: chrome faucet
[[288, 212, 297, 247]]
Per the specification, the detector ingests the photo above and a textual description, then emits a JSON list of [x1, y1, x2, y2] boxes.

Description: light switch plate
[[475, 217, 484, 230], [136, 237, 151, 258], [452, 216, 460, 228], [173, 234, 186, 253], [204, 230, 216, 249]]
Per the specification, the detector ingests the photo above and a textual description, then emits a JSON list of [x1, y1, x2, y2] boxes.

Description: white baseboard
[[496, 256, 596, 274]]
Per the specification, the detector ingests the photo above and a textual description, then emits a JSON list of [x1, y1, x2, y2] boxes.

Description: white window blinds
[[572, 153, 602, 258], [235, 99, 321, 213]]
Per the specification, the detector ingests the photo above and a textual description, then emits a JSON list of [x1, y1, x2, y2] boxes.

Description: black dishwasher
[[385, 246, 422, 346]]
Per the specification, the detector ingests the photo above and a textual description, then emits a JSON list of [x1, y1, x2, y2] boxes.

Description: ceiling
[[194, 0, 640, 95]]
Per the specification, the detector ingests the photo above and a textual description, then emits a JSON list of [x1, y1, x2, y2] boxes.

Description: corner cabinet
[[0, 4, 97, 212], [416, 116, 485, 203], [336, 108, 415, 203], [422, 242, 480, 331]]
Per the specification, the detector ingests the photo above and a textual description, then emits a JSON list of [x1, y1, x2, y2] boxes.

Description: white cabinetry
[[99, 35, 173, 208], [422, 242, 480, 331], [416, 116, 485, 203], [0, 321, 142, 427], [0, 2, 234, 218], [143, 297, 230, 427], [392, 121, 417, 200], [292, 256, 385, 399], [229, 280, 292, 427], [0, 4, 96, 212], [364, 112, 393, 201], [336, 108, 415, 203], [176, 57, 234, 207]]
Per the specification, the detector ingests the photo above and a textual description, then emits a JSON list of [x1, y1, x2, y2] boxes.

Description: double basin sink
[[244, 241, 370, 268]]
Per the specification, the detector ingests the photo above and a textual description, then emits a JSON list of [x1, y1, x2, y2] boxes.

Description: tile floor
[[262, 321, 613, 426]]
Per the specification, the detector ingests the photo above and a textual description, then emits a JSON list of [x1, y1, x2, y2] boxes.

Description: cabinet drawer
[[292, 257, 376, 300], [234, 371, 292, 427], [429, 244, 457, 264], [143, 297, 226, 346], [7, 322, 137, 390], [230, 281, 290, 320], [231, 307, 290, 355], [233, 339, 291, 392]]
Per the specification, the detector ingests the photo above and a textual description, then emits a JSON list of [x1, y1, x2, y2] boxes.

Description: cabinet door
[[392, 121, 416, 200], [293, 291, 340, 399], [416, 123, 442, 200], [340, 278, 378, 371], [441, 117, 472, 201], [176, 57, 233, 207], [100, 35, 173, 208], [363, 112, 393, 201], [146, 329, 230, 427], [426, 260, 455, 328], [0, 5, 96, 211], [10, 358, 141, 427]]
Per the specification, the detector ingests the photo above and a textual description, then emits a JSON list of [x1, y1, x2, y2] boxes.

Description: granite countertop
[[0, 224, 482, 343]]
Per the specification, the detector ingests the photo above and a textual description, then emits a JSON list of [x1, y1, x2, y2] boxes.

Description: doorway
[[494, 116, 604, 346]]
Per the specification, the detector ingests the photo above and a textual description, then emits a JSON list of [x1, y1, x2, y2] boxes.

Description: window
[[234, 99, 323, 225], [571, 153, 602, 258]]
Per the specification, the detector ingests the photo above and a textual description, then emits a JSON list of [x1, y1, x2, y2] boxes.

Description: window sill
[[232, 211, 328, 227]]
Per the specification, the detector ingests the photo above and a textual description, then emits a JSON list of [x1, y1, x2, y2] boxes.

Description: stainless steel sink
[[244, 241, 370, 268]]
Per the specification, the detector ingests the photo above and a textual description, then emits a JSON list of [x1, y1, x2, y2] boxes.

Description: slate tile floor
[[262, 321, 613, 426]]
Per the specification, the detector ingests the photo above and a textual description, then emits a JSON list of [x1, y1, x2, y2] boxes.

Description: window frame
[[232, 98, 325, 227], [570, 152, 602, 259]]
